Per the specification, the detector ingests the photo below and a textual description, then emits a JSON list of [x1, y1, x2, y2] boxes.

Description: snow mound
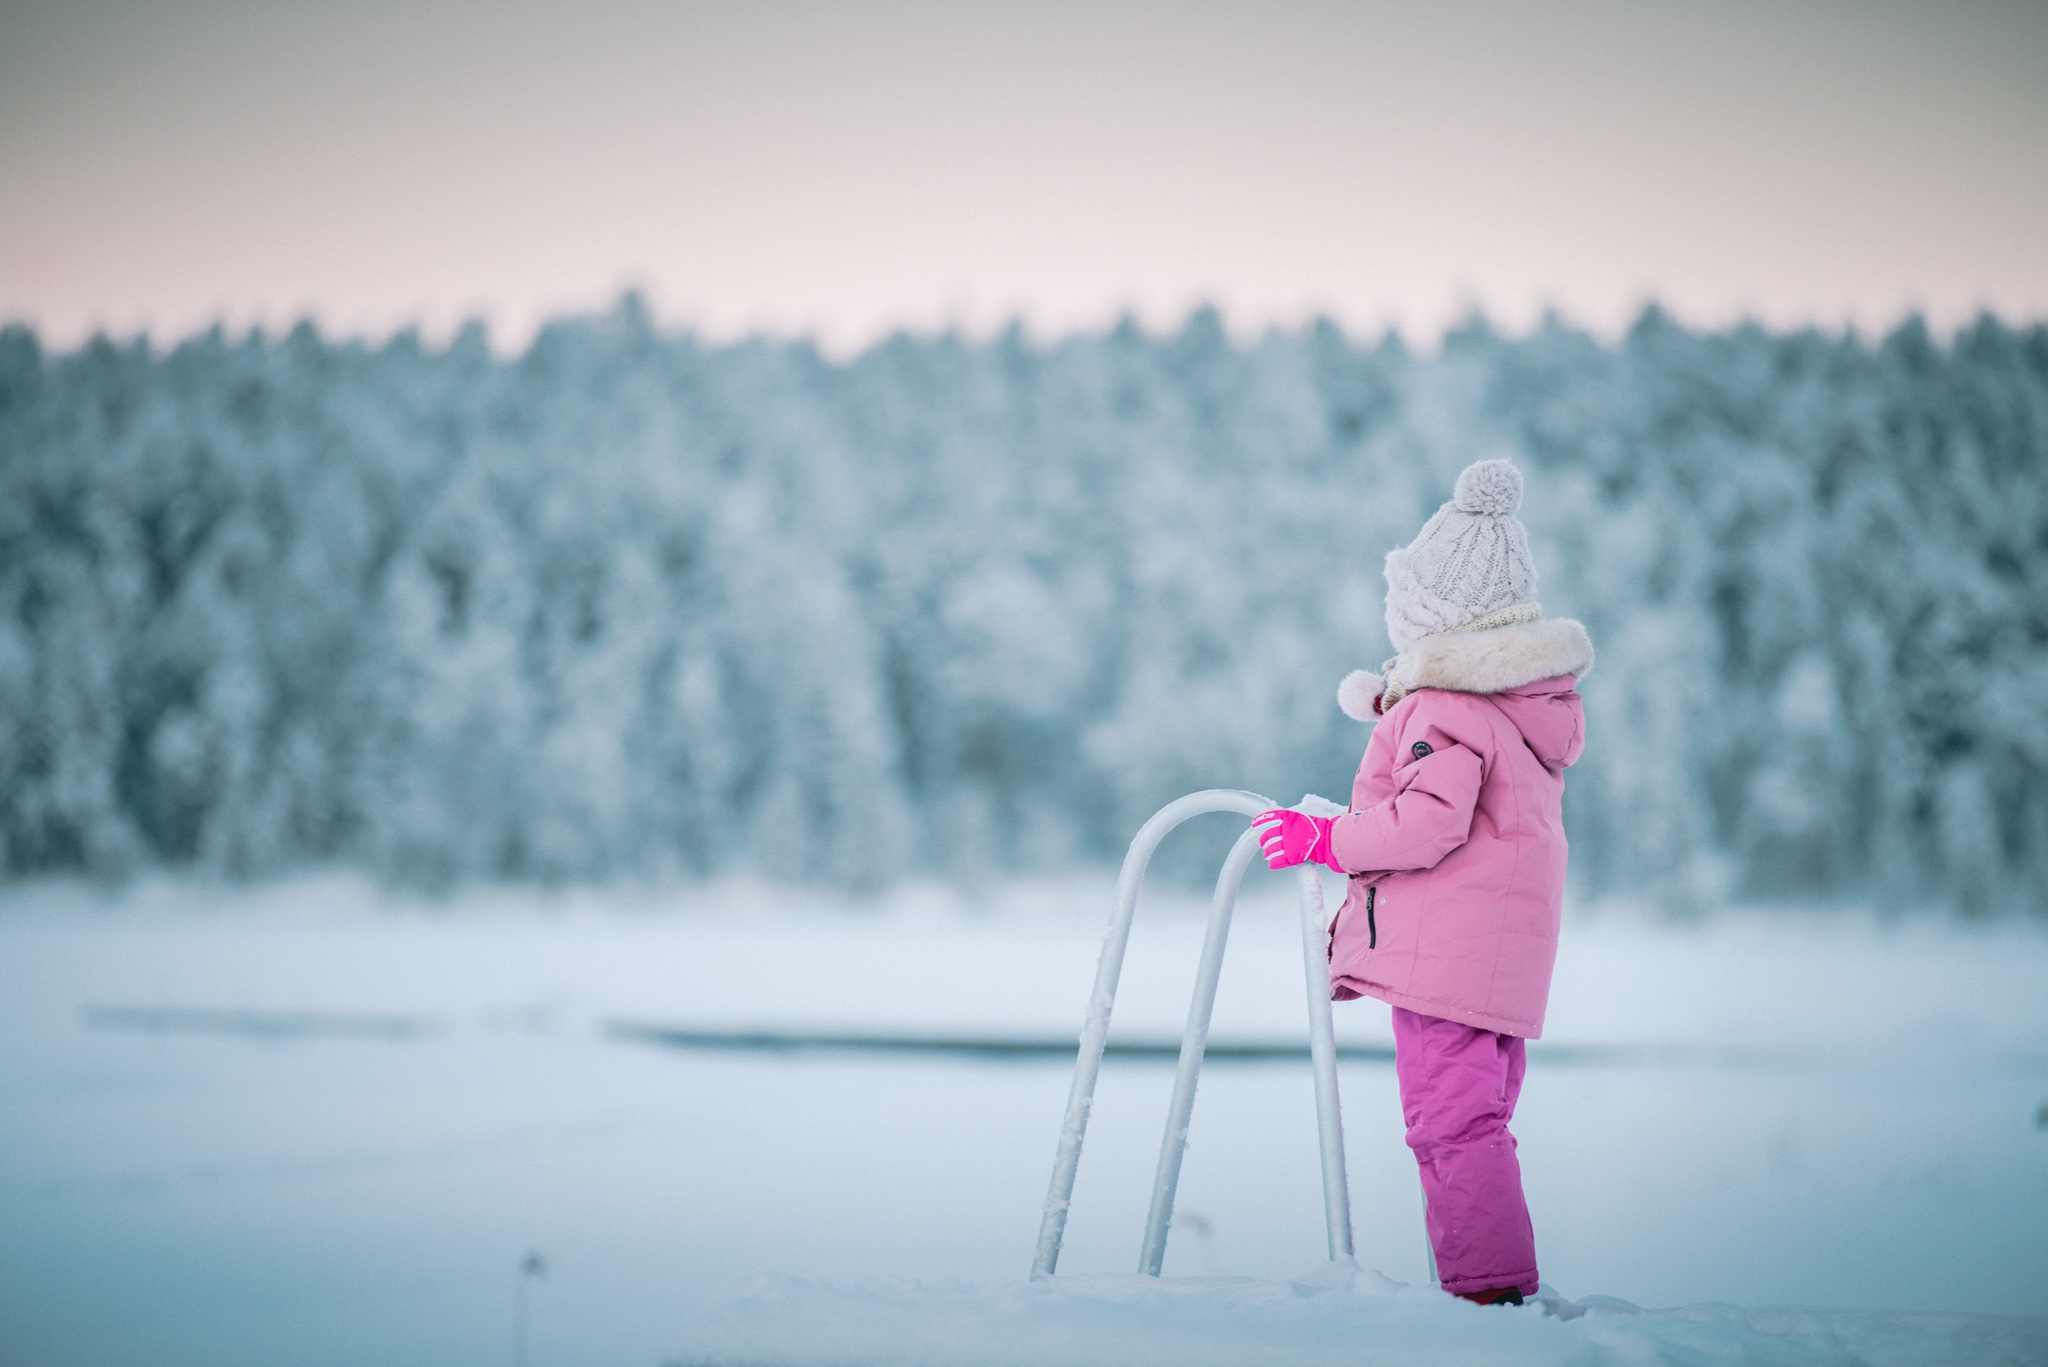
[[669, 1266, 2048, 1367]]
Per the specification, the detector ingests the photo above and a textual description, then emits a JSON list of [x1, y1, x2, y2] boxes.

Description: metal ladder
[[1031, 789, 1355, 1279]]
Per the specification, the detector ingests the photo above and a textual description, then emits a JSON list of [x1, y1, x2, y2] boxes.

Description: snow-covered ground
[[1, 874, 2045, 1367], [676, 1268, 2048, 1367]]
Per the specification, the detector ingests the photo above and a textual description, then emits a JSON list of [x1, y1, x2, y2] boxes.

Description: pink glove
[[1252, 808, 1344, 873]]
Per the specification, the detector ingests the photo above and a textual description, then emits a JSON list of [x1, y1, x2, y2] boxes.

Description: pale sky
[[3, 0, 2045, 353]]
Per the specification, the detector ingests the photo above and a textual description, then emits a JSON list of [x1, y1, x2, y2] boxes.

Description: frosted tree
[[1, 303, 2043, 913]]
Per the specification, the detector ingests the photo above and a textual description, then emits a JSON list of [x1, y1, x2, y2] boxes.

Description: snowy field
[[2, 874, 2045, 1367]]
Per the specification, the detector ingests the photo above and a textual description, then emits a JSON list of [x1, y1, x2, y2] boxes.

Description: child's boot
[[1452, 1286, 1525, 1306]]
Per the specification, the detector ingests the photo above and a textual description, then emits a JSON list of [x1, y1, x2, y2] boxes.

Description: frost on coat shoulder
[[1327, 618, 1591, 1039]]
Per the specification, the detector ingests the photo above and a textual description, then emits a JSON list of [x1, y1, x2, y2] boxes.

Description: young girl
[[1253, 458, 1591, 1307]]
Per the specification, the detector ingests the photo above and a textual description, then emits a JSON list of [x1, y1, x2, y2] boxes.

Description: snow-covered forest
[[1, 303, 2043, 911]]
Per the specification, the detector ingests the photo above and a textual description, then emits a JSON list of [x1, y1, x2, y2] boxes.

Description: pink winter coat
[[1327, 618, 1593, 1039]]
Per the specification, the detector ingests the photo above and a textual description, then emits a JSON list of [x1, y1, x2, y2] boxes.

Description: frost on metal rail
[[1031, 789, 1355, 1281]]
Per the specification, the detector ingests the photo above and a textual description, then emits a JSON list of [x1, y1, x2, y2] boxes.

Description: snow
[[674, 1268, 2048, 1367], [2, 877, 2046, 1366], [6, 269, 2045, 1367]]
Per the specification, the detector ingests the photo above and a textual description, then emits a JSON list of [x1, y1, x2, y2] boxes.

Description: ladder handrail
[[1031, 789, 1354, 1280], [1137, 820, 1264, 1274]]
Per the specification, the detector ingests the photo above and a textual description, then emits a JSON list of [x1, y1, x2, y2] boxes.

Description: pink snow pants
[[1391, 1006, 1539, 1297]]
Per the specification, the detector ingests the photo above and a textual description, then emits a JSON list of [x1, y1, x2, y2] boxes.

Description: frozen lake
[[2, 876, 2045, 1366]]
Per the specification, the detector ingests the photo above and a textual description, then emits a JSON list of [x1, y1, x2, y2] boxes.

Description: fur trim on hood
[[1338, 617, 1594, 722]]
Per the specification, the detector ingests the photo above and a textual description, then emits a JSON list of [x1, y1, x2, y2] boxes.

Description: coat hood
[[1488, 674, 1586, 771], [1337, 616, 1594, 721]]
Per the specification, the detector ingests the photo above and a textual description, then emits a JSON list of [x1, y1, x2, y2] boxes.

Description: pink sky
[[3, 0, 2045, 353]]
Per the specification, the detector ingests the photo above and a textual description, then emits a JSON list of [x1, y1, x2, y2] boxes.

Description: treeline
[[0, 302, 2042, 911]]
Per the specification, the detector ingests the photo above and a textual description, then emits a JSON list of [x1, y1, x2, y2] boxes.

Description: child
[[1253, 458, 1591, 1307]]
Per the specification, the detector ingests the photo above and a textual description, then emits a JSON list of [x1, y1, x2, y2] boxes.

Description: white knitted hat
[[1383, 459, 1538, 653]]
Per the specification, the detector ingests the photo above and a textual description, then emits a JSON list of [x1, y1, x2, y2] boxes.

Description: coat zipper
[[1366, 885, 1377, 949]]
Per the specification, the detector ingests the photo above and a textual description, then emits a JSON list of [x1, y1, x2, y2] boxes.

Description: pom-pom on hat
[[1383, 459, 1539, 653], [1451, 459, 1523, 516]]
